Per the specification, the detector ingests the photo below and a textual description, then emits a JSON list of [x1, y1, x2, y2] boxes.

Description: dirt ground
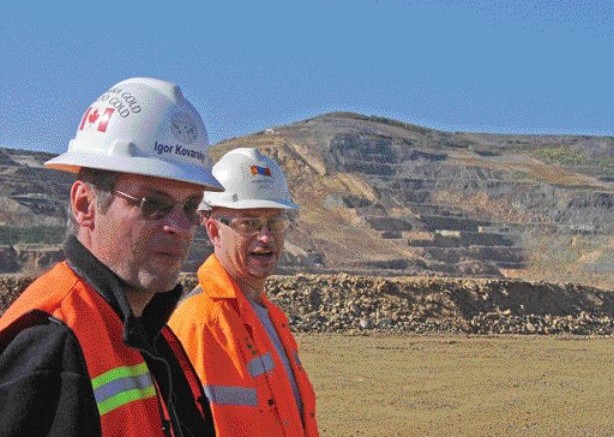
[[297, 333, 613, 437]]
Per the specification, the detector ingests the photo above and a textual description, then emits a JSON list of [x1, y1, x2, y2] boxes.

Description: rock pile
[[184, 273, 614, 336], [0, 275, 31, 314], [2, 273, 612, 336]]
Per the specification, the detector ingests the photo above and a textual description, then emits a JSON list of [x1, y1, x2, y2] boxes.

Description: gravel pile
[[0, 275, 31, 315], [262, 274, 614, 336], [3, 273, 613, 336]]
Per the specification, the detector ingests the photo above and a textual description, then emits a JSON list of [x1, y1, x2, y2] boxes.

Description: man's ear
[[205, 217, 222, 247], [70, 181, 96, 230]]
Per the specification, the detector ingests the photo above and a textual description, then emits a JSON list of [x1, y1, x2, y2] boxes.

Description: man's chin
[[138, 271, 181, 294], [247, 268, 274, 281]]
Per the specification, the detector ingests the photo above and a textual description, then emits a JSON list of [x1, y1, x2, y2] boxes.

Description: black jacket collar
[[64, 236, 183, 349]]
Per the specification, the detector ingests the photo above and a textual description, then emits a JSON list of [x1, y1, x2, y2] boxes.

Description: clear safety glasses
[[215, 214, 290, 235]]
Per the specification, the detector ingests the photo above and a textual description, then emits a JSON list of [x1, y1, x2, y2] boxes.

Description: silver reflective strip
[[203, 385, 258, 406], [293, 351, 302, 367], [248, 352, 274, 377], [93, 373, 153, 404]]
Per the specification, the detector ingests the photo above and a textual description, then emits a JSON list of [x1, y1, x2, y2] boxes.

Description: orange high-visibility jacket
[[169, 255, 320, 437], [0, 262, 206, 437]]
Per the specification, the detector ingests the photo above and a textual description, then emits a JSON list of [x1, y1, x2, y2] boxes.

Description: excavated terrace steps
[[360, 200, 527, 274]]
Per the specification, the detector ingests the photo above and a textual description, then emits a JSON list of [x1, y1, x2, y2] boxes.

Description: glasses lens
[[220, 215, 290, 234], [182, 199, 201, 224], [114, 190, 200, 224], [140, 197, 175, 219], [233, 217, 260, 234], [268, 217, 289, 233]]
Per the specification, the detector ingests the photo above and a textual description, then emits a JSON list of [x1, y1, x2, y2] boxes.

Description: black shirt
[[0, 236, 215, 437]]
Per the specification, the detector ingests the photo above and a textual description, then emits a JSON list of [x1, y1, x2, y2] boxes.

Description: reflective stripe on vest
[[92, 362, 156, 415], [204, 385, 257, 406], [202, 351, 273, 407], [248, 351, 274, 377]]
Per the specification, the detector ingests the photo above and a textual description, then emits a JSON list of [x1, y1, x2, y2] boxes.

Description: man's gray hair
[[66, 168, 120, 236]]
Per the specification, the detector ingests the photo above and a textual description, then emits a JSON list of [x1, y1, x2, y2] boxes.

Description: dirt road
[[297, 334, 613, 437]]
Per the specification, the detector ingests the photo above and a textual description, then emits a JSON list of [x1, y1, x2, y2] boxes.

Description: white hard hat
[[45, 77, 223, 191], [204, 147, 298, 210]]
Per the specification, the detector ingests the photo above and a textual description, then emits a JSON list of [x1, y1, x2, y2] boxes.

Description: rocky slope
[[0, 112, 612, 289], [214, 112, 613, 289]]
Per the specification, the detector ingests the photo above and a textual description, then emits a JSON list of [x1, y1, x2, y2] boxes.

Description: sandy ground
[[296, 333, 613, 437]]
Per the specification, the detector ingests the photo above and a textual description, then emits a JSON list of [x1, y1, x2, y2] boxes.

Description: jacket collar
[[64, 235, 183, 348], [195, 255, 289, 338], [197, 254, 241, 300], [197, 254, 274, 308]]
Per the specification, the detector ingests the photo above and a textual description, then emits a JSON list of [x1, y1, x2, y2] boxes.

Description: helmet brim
[[205, 196, 299, 210], [45, 153, 224, 192]]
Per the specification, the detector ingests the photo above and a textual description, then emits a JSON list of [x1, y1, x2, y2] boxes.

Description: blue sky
[[1, 0, 612, 154]]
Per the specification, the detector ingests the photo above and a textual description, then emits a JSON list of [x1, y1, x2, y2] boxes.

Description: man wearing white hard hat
[[170, 148, 320, 437], [0, 77, 220, 436]]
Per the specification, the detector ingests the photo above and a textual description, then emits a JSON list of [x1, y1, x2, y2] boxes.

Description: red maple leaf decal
[[88, 109, 100, 124]]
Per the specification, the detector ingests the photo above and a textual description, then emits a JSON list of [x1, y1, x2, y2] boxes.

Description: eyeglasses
[[215, 214, 290, 235], [112, 190, 201, 225]]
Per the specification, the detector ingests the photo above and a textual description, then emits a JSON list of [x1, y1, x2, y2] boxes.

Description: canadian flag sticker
[[79, 106, 115, 132]]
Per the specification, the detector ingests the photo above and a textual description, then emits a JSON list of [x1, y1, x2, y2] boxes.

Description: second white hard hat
[[203, 147, 298, 210], [45, 77, 222, 191]]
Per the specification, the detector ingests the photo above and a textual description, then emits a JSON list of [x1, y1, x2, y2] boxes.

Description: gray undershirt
[[249, 298, 304, 417]]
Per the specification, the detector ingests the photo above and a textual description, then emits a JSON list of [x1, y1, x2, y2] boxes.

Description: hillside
[[213, 112, 613, 289], [0, 112, 612, 289]]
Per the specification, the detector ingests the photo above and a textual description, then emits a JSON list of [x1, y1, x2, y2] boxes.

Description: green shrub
[[534, 146, 588, 166], [534, 146, 614, 178]]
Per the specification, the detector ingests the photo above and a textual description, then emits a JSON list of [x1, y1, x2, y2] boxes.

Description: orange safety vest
[[0, 262, 205, 437], [169, 255, 320, 437]]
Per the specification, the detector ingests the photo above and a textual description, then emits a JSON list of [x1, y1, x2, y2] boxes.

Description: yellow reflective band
[[91, 362, 156, 416]]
